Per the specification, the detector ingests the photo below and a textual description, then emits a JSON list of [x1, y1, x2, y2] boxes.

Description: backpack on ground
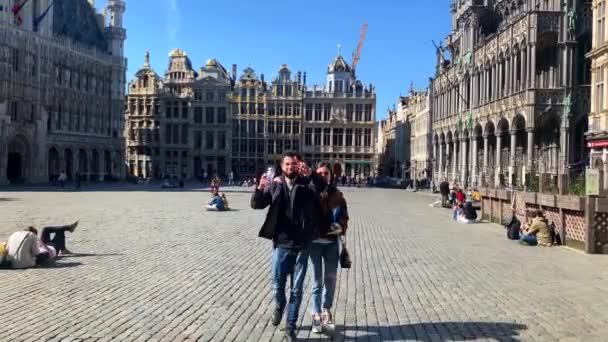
[[505, 217, 521, 240]]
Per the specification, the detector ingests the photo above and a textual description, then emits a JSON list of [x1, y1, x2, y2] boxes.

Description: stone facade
[[377, 106, 410, 178], [431, 0, 591, 192], [0, 0, 127, 184], [587, 0, 608, 184], [303, 55, 376, 178], [125, 52, 232, 179], [126, 52, 376, 180], [408, 88, 433, 180]]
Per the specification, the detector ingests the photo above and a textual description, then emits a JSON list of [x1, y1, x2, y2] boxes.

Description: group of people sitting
[[452, 201, 478, 223], [0, 221, 79, 269], [505, 210, 556, 246]]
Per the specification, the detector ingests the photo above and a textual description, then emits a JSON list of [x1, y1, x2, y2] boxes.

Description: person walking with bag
[[309, 162, 349, 334], [250, 151, 326, 341]]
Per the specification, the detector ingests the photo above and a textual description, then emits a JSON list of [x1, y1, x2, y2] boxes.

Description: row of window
[[194, 89, 228, 102], [267, 139, 301, 155], [193, 107, 227, 124], [194, 131, 227, 150], [267, 121, 300, 135], [231, 139, 266, 156], [304, 128, 373, 147], [304, 103, 374, 122]]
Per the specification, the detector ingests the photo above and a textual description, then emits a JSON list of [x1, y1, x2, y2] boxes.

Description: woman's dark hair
[[316, 161, 335, 185]]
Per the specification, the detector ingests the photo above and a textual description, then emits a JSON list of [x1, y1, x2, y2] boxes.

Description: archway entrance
[[48, 147, 60, 181], [7, 135, 30, 184]]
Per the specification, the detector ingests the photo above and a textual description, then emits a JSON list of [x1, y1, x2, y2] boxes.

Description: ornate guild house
[[432, 0, 591, 192], [0, 0, 127, 184]]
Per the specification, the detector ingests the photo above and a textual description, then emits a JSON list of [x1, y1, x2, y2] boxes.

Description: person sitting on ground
[[505, 211, 522, 240], [452, 203, 463, 221], [220, 193, 229, 210], [456, 188, 466, 204], [520, 211, 552, 246], [5, 221, 79, 269], [205, 189, 226, 211], [458, 201, 477, 223]]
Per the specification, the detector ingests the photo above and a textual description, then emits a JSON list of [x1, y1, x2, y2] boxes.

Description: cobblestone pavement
[[1, 185, 608, 341]]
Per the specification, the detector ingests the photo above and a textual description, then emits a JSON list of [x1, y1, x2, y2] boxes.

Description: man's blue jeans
[[520, 234, 538, 246], [272, 246, 310, 330], [309, 240, 339, 314]]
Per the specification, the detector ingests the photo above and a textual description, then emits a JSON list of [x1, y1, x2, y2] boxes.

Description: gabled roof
[[328, 55, 351, 73]]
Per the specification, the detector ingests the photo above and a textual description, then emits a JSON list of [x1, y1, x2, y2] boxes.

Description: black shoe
[[271, 308, 283, 326], [285, 329, 297, 341]]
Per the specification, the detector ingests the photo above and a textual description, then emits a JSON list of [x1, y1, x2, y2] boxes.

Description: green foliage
[[569, 173, 586, 197]]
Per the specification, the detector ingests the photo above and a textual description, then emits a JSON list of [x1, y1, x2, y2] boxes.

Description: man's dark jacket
[[439, 181, 450, 195], [251, 174, 325, 246]]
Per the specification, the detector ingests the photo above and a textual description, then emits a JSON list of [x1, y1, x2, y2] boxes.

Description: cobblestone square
[[1, 186, 608, 341]]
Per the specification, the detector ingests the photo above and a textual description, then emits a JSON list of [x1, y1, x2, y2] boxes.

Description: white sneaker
[[312, 314, 322, 333]]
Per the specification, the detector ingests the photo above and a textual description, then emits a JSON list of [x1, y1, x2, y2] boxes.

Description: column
[[438, 142, 444, 178], [521, 47, 527, 90], [526, 128, 534, 170], [460, 137, 467, 186], [483, 135, 489, 184], [452, 140, 457, 182], [495, 133, 502, 187], [472, 136, 478, 187], [329, 128, 334, 147], [509, 129, 517, 185], [529, 44, 536, 88]]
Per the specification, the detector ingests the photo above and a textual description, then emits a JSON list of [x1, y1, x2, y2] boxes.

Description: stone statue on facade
[[563, 94, 573, 116], [568, 8, 577, 32]]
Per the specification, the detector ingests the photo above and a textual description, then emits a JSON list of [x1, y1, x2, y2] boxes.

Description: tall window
[[218, 131, 226, 150], [305, 128, 313, 146], [268, 103, 275, 116], [597, 66, 605, 111], [323, 128, 331, 145], [355, 128, 362, 146], [206, 132, 214, 149], [355, 104, 363, 122], [314, 128, 322, 145], [598, 1, 606, 46], [268, 121, 275, 134], [346, 104, 354, 121], [206, 91, 214, 102], [182, 102, 188, 118], [195, 131, 202, 148], [286, 104, 292, 116], [293, 121, 300, 135], [305, 104, 313, 121], [333, 128, 344, 146], [323, 104, 332, 121], [181, 124, 188, 145], [194, 107, 203, 123], [165, 123, 171, 144], [314, 104, 322, 121], [364, 104, 373, 121], [206, 107, 214, 124], [268, 140, 276, 154], [217, 107, 227, 123], [346, 128, 353, 146], [364, 128, 372, 147], [287, 121, 294, 134]]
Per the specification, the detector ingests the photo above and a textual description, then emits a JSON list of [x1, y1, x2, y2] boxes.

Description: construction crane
[[351, 22, 368, 76]]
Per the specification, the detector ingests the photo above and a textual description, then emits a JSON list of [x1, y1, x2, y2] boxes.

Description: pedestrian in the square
[[250, 151, 326, 341], [309, 162, 349, 334], [228, 171, 234, 186], [439, 179, 450, 207]]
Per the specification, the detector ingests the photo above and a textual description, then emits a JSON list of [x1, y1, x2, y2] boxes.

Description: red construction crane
[[351, 22, 368, 75]]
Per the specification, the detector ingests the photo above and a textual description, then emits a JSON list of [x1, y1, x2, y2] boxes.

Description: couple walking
[[251, 151, 349, 341]]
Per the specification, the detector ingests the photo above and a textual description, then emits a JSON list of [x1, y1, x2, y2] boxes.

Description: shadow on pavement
[[61, 253, 125, 258], [301, 321, 528, 342], [40, 261, 83, 269]]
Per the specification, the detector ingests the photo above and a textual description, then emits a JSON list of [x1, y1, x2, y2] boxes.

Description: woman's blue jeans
[[309, 239, 340, 314]]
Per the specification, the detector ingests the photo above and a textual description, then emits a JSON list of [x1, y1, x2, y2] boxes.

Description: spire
[[337, 43, 342, 56], [144, 50, 150, 67]]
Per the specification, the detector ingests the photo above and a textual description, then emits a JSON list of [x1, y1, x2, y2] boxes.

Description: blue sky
[[97, 0, 452, 120]]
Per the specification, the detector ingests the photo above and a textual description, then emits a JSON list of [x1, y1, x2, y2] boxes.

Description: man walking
[[440, 178, 450, 208], [251, 151, 325, 341]]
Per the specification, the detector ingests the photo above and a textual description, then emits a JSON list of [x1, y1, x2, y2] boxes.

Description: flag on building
[[33, 0, 55, 32], [11, 0, 29, 26]]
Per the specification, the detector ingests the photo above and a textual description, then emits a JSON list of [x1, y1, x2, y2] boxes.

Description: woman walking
[[310, 162, 349, 333]]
